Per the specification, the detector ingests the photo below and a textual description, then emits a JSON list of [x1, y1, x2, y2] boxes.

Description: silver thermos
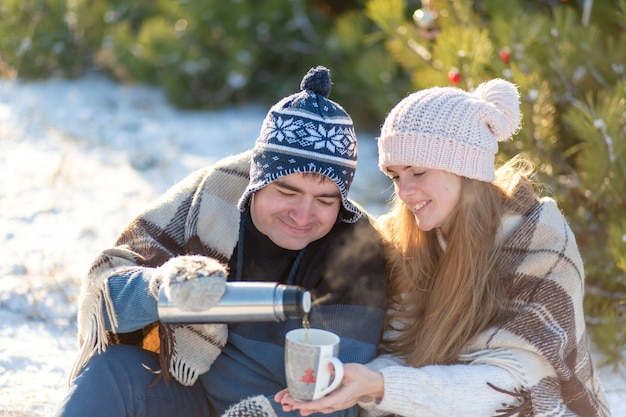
[[158, 282, 312, 323]]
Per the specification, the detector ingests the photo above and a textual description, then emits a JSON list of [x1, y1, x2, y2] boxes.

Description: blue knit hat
[[238, 66, 361, 223]]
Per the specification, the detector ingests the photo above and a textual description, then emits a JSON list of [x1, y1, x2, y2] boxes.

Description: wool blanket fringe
[[69, 279, 116, 383]]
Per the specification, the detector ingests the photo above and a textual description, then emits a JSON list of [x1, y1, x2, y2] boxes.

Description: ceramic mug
[[285, 328, 344, 401]]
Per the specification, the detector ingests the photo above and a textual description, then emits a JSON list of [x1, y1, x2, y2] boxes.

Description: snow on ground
[[0, 74, 623, 416]]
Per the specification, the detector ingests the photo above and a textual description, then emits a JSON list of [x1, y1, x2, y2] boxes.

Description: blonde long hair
[[377, 156, 538, 367]]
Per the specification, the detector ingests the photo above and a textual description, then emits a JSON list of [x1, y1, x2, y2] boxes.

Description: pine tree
[[365, 0, 626, 366]]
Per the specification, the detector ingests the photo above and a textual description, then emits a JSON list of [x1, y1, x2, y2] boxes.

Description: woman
[[276, 79, 611, 416]]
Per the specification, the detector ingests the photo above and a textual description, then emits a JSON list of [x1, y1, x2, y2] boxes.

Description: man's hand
[[156, 255, 227, 311]]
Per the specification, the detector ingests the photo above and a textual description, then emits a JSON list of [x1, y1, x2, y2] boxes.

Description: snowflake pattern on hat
[[266, 114, 357, 157]]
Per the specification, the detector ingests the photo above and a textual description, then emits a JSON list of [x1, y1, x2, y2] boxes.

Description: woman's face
[[384, 165, 462, 235]]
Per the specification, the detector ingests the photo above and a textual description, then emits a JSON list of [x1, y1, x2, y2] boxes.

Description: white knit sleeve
[[359, 363, 516, 417], [359, 348, 554, 417], [365, 354, 404, 372]]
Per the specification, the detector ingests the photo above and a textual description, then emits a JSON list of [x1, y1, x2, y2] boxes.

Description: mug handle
[[314, 357, 344, 399]]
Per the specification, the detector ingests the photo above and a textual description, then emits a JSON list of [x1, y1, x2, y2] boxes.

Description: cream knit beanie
[[378, 78, 522, 182]]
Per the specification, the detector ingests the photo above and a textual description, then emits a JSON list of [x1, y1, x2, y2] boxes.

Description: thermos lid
[[282, 285, 311, 319]]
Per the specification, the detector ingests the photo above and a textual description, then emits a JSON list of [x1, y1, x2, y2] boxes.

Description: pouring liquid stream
[[301, 293, 329, 345], [302, 314, 310, 344]]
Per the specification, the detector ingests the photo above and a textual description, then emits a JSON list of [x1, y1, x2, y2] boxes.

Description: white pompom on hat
[[378, 78, 522, 182]]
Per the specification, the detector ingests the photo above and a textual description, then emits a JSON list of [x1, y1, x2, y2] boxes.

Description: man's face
[[250, 173, 342, 250]]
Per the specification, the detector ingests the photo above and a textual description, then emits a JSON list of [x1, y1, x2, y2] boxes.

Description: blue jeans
[[53, 344, 211, 417], [54, 344, 359, 417]]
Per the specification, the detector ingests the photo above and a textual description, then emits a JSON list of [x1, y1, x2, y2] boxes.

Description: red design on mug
[[300, 368, 317, 384]]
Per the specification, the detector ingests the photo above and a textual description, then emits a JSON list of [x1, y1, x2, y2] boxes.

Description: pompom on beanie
[[238, 65, 361, 223], [378, 78, 522, 182]]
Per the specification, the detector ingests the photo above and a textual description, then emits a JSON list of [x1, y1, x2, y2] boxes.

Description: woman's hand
[[275, 363, 384, 416]]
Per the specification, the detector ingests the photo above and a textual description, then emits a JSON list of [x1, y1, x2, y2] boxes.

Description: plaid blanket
[[462, 197, 611, 416], [69, 151, 253, 385]]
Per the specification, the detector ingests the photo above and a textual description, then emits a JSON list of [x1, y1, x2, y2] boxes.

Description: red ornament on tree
[[447, 69, 461, 84], [499, 47, 511, 64]]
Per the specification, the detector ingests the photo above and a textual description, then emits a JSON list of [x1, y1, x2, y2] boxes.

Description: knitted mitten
[[222, 395, 278, 417], [151, 255, 227, 311]]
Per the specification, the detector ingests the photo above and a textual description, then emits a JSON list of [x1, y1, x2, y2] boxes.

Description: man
[[54, 66, 387, 417]]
